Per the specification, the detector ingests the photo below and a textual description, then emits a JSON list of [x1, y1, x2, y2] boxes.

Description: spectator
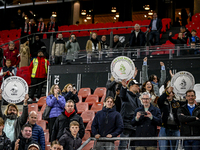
[[21, 18, 31, 44], [30, 19, 37, 34], [112, 35, 123, 49], [51, 33, 67, 65], [168, 32, 187, 44], [181, 9, 188, 27], [0, 91, 28, 142], [62, 84, 79, 112], [129, 24, 146, 47], [131, 92, 162, 150], [47, 16, 58, 38], [190, 42, 200, 55], [29, 50, 50, 102], [189, 29, 200, 44], [106, 76, 122, 98], [46, 84, 66, 141], [19, 41, 31, 68], [50, 141, 63, 150], [51, 100, 85, 141], [158, 87, 186, 150], [28, 111, 45, 150], [15, 9, 25, 29], [177, 90, 200, 150], [180, 26, 191, 42], [37, 17, 46, 39], [142, 57, 166, 96], [92, 96, 123, 150], [28, 144, 40, 150], [30, 35, 46, 59], [147, 12, 162, 45], [0, 59, 15, 80], [139, 81, 158, 107], [0, 117, 12, 150], [119, 79, 141, 150], [3, 41, 20, 75], [65, 34, 80, 62], [114, 85, 122, 113], [59, 121, 82, 150], [100, 35, 109, 50], [86, 32, 101, 53], [12, 124, 41, 150]]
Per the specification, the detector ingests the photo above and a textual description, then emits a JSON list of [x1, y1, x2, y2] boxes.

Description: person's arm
[[106, 80, 116, 90], [78, 117, 85, 139], [39, 128, 45, 150], [120, 80, 128, 102], [62, 92, 72, 100], [168, 35, 177, 44], [141, 57, 148, 84], [19, 94, 28, 126], [51, 42, 55, 56], [73, 93, 79, 103], [109, 113, 124, 137], [46, 95, 57, 107], [51, 118, 59, 141], [179, 38, 186, 44], [177, 107, 197, 123], [65, 41, 71, 49], [57, 96, 66, 109], [157, 91, 169, 108], [159, 62, 166, 87], [158, 19, 162, 32], [16, 51, 20, 66], [0, 69, 4, 76], [58, 134, 67, 149], [91, 114, 99, 137]]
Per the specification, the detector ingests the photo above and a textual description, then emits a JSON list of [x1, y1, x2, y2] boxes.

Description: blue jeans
[[184, 140, 200, 150], [159, 127, 180, 150], [149, 30, 160, 45]]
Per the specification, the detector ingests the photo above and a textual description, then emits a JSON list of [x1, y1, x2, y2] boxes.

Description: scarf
[[91, 38, 99, 50], [48, 22, 55, 32], [65, 109, 75, 117], [37, 22, 45, 32], [24, 23, 31, 34], [151, 81, 158, 85]]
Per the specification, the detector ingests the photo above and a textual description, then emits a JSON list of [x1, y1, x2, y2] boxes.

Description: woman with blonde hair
[[46, 84, 66, 141], [86, 32, 101, 53]]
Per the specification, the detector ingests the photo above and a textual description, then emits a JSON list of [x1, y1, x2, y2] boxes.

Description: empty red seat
[[81, 110, 95, 123], [76, 102, 89, 114], [28, 103, 38, 113], [78, 95, 82, 103], [37, 96, 47, 107], [44, 130, 49, 142], [85, 120, 93, 131], [36, 120, 46, 131], [82, 130, 91, 142], [93, 87, 106, 102], [78, 88, 91, 98], [85, 95, 99, 106], [82, 141, 94, 150], [37, 112, 42, 121], [90, 102, 103, 113], [40, 103, 46, 114]]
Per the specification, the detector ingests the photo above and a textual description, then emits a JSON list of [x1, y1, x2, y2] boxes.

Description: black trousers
[[55, 56, 62, 65], [29, 78, 45, 99], [49, 117, 57, 142]]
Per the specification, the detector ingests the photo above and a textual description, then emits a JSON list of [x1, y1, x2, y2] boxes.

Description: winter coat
[[59, 128, 82, 150], [31, 123, 45, 150], [65, 41, 80, 60], [131, 104, 162, 147], [112, 41, 123, 49], [92, 106, 123, 137], [0, 101, 28, 141], [106, 80, 118, 98], [0, 66, 15, 80], [30, 40, 46, 58], [148, 18, 162, 32], [100, 41, 109, 50], [51, 111, 85, 141], [129, 30, 146, 46], [19, 42, 31, 68], [120, 87, 141, 130], [51, 39, 67, 57], [157, 92, 186, 129], [11, 134, 40, 150], [0, 131, 12, 150], [168, 36, 187, 44], [46, 94, 66, 118], [86, 40, 101, 53], [3, 47, 20, 67], [177, 104, 200, 136], [142, 64, 166, 96], [189, 36, 200, 44]]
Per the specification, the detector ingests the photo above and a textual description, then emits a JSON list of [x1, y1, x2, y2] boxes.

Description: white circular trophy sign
[[171, 71, 195, 97], [1, 76, 29, 103], [111, 56, 135, 81]]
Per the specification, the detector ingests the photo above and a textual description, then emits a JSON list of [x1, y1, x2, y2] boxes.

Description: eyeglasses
[[141, 98, 150, 101]]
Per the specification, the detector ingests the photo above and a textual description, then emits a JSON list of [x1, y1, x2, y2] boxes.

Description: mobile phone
[[139, 111, 147, 115], [72, 84, 76, 90]]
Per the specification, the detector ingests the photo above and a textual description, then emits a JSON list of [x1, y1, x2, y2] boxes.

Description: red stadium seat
[[81, 110, 95, 123], [44, 130, 49, 142], [37, 96, 47, 107], [90, 102, 103, 113], [37, 112, 42, 121], [40, 103, 47, 114], [37, 120, 46, 131], [85, 95, 99, 105], [76, 102, 89, 114], [93, 87, 106, 102], [45, 142, 51, 150], [82, 141, 94, 150], [28, 103, 38, 114], [85, 120, 93, 131], [82, 130, 91, 142], [78, 88, 91, 98], [78, 95, 82, 103]]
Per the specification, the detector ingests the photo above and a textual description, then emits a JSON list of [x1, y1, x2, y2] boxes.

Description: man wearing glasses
[[131, 92, 162, 150]]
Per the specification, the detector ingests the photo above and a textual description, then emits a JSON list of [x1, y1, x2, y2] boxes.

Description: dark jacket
[[100, 41, 109, 50], [177, 104, 200, 136], [62, 92, 79, 113], [112, 41, 123, 49], [11, 134, 40, 150], [157, 92, 186, 129], [92, 106, 123, 137], [0, 131, 12, 150], [31, 123, 45, 150], [131, 104, 162, 147], [148, 18, 162, 32], [30, 40, 46, 58], [59, 128, 82, 150], [183, 30, 191, 42], [129, 30, 146, 46], [106, 80, 120, 98], [189, 36, 200, 44], [169, 35, 186, 44], [2, 66, 15, 80], [0, 101, 28, 141], [51, 111, 85, 141], [120, 87, 141, 130]]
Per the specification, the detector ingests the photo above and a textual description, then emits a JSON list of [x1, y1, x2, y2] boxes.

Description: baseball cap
[[127, 79, 141, 88], [28, 144, 40, 150]]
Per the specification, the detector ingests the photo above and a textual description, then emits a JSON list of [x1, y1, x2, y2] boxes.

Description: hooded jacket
[[59, 128, 82, 150], [91, 106, 123, 137], [0, 131, 12, 150]]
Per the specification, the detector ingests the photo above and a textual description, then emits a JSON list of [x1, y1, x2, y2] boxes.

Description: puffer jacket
[[65, 41, 80, 60], [51, 39, 67, 56], [46, 94, 66, 118], [0, 131, 11, 150]]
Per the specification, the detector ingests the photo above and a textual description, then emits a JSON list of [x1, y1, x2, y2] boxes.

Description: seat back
[[85, 95, 99, 105], [40, 103, 47, 114], [90, 102, 103, 113], [93, 87, 106, 98], [85, 120, 93, 131], [36, 120, 46, 131], [82, 130, 91, 142], [76, 102, 89, 114], [78, 88, 91, 98], [37, 96, 47, 107], [28, 103, 38, 114], [81, 110, 95, 123]]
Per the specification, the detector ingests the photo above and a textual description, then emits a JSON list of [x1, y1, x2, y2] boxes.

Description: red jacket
[[3, 47, 20, 66], [29, 56, 50, 79]]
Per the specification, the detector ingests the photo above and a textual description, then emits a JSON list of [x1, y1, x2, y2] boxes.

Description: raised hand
[[160, 61, 164, 66], [143, 57, 147, 62]]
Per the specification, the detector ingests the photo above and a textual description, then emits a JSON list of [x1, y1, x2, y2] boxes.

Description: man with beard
[[0, 89, 29, 142]]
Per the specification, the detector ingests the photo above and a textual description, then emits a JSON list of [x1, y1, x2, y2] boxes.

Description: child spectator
[[59, 121, 82, 150], [0, 117, 12, 150], [189, 29, 200, 44], [0, 59, 15, 80]]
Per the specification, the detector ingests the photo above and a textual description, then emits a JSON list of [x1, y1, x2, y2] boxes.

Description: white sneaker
[[36, 98, 39, 102], [28, 98, 33, 102]]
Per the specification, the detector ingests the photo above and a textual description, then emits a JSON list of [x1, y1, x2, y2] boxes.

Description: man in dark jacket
[[100, 35, 109, 50], [112, 35, 123, 49], [28, 111, 45, 150], [119, 79, 141, 150], [147, 13, 162, 45], [51, 100, 85, 141], [131, 92, 161, 149], [157, 87, 186, 150], [180, 26, 191, 42], [177, 90, 200, 150], [92, 96, 123, 149], [0, 117, 11, 150], [168, 32, 187, 44], [0, 90, 28, 142], [129, 24, 146, 47], [12, 124, 41, 150]]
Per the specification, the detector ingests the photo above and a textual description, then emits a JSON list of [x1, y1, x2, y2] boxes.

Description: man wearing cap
[[119, 79, 141, 150], [28, 144, 40, 150], [29, 50, 49, 102]]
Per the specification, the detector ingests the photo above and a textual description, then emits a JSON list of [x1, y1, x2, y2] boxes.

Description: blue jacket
[[46, 94, 66, 118], [31, 123, 45, 150], [91, 106, 124, 137]]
